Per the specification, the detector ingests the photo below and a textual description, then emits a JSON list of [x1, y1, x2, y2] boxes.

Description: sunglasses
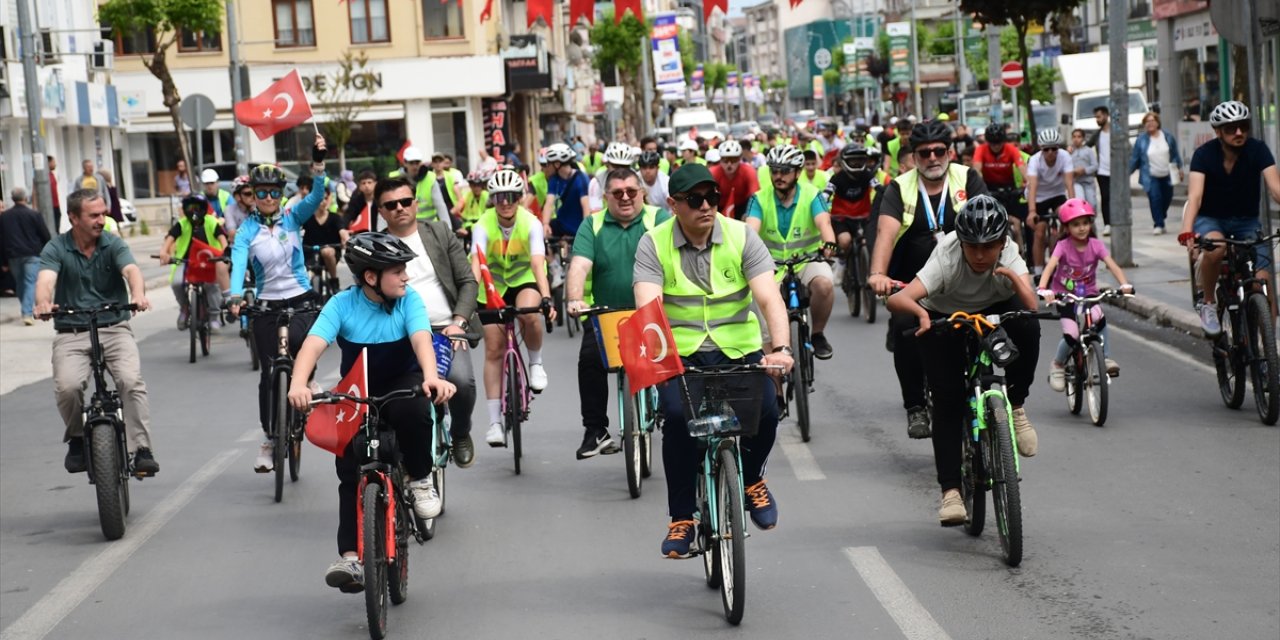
[[1041, 146, 1060, 152], [769, 166, 797, 176], [609, 188, 640, 201], [915, 146, 950, 159], [1219, 123, 1250, 134], [676, 191, 721, 209], [492, 192, 521, 205], [237, 190, 254, 198], [380, 196, 416, 211], [254, 188, 283, 200], [722, 157, 741, 164]]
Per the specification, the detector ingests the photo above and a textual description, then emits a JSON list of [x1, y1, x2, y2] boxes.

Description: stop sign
[[1001, 61, 1024, 88]]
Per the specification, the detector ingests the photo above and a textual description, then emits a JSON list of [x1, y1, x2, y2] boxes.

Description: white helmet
[[486, 169, 526, 194], [678, 138, 700, 153], [765, 144, 805, 169], [1209, 100, 1250, 128], [1036, 128, 1062, 148], [200, 168, 219, 184], [718, 140, 743, 158], [545, 143, 576, 163], [603, 142, 634, 166], [705, 149, 722, 163]]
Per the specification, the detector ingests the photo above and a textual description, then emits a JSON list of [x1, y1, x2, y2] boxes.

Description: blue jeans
[[9, 257, 40, 317], [1193, 215, 1274, 272], [1145, 176, 1174, 229]]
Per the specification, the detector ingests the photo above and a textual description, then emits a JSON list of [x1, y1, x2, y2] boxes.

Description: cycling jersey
[[710, 163, 760, 219], [309, 286, 432, 391], [827, 171, 878, 219], [974, 143, 1026, 188], [547, 169, 590, 235], [230, 174, 326, 300]]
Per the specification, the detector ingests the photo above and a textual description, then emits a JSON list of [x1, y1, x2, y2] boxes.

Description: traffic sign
[[1000, 61, 1024, 88], [180, 93, 216, 130]]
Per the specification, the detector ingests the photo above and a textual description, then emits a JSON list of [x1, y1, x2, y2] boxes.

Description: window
[[349, 0, 390, 44], [104, 23, 157, 54], [179, 30, 222, 53], [422, 0, 464, 40], [273, 0, 316, 48]]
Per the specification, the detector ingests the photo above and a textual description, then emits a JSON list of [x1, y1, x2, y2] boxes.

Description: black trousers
[[921, 299, 1040, 492], [335, 371, 434, 555], [578, 323, 610, 430], [253, 292, 318, 434], [1096, 175, 1112, 226], [888, 311, 928, 410]]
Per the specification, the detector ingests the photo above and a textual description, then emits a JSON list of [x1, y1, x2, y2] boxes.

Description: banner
[[651, 13, 686, 100], [483, 98, 509, 150], [743, 73, 765, 105], [887, 21, 912, 84], [841, 36, 877, 92], [689, 64, 706, 104]]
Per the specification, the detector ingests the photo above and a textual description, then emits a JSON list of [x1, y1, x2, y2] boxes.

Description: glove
[[311, 142, 327, 164]]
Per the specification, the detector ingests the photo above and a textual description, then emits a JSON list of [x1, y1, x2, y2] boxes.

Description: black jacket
[[0, 204, 52, 261]]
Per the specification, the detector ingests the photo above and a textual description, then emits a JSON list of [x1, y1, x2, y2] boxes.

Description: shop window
[[432, 111, 470, 174], [422, 0, 464, 40], [179, 30, 222, 53], [274, 0, 316, 48], [350, 0, 390, 44]]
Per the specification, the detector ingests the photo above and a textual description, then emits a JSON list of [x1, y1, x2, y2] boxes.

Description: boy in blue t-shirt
[[288, 232, 456, 594]]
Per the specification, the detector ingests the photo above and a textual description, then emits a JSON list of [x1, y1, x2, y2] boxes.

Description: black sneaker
[[811, 333, 834, 360], [576, 428, 617, 460], [132, 448, 160, 476], [661, 520, 697, 559], [906, 406, 932, 439], [65, 439, 86, 473], [451, 435, 475, 469]]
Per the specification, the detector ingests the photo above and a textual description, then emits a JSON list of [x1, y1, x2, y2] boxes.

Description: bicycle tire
[[188, 287, 198, 364], [273, 372, 289, 503], [792, 321, 811, 442], [985, 394, 1022, 567], [716, 446, 746, 625], [1215, 302, 1246, 409], [506, 356, 522, 475], [698, 470, 720, 589], [363, 483, 388, 639], [640, 390, 655, 479], [389, 484, 410, 605], [858, 244, 876, 323], [1085, 343, 1109, 426], [844, 252, 862, 317], [289, 414, 303, 482], [245, 321, 260, 371], [960, 431, 985, 537], [623, 382, 642, 499], [1246, 295, 1279, 425], [198, 293, 211, 357], [1064, 349, 1084, 415], [90, 423, 127, 540]]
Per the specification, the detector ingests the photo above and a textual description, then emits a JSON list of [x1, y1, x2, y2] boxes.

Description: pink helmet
[[1058, 198, 1095, 225]]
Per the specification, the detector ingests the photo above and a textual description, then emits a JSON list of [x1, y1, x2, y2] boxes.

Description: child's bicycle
[[152, 254, 230, 363], [1042, 288, 1133, 426]]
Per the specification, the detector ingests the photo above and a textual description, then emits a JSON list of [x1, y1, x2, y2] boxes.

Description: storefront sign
[[887, 21, 912, 84], [482, 98, 510, 149], [503, 34, 552, 92], [812, 75, 825, 101], [841, 37, 876, 92], [298, 71, 383, 93], [1154, 0, 1207, 20], [1101, 18, 1158, 44], [1173, 11, 1217, 51], [118, 90, 147, 119], [651, 13, 686, 100]]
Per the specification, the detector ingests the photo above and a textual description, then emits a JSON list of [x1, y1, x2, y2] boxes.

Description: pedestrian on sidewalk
[[1087, 106, 1113, 234], [1070, 129, 1099, 213], [0, 187, 53, 324], [1130, 111, 1183, 235]]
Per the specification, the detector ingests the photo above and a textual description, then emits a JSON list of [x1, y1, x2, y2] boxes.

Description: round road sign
[[1001, 61, 1025, 89]]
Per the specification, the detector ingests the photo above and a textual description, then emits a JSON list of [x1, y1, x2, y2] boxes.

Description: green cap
[[668, 163, 716, 195]]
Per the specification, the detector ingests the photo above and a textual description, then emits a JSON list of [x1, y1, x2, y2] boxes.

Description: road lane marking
[[0, 448, 241, 640], [236, 428, 261, 442], [778, 431, 826, 481], [1109, 325, 1215, 375], [843, 546, 952, 640]]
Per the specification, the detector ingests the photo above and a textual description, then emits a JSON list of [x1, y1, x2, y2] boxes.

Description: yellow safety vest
[[892, 164, 970, 245], [754, 183, 823, 264], [171, 215, 224, 280], [475, 207, 538, 304]]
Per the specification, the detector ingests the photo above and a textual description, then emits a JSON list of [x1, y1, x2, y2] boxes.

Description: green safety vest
[[755, 182, 823, 264], [460, 190, 489, 229], [798, 169, 830, 191], [209, 189, 233, 217], [805, 140, 823, 157], [389, 168, 441, 221], [651, 215, 762, 357], [103, 216, 119, 235], [171, 215, 223, 280], [892, 164, 971, 245], [529, 172, 550, 211], [584, 152, 604, 176], [475, 207, 538, 304], [887, 137, 905, 175], [582, 205, 660, 306], [658, 157, 671, 175]]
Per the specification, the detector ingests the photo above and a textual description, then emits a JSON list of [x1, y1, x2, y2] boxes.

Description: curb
[[0, 274, 171, 325], [1105, 293, 1205, 340]]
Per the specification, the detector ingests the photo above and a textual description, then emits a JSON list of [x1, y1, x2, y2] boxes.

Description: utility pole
[[639, 33, 655, 137], [1108, 0, 1133, 266], [954, 7, 968, 123], [986, 24, 1001, 124], [16, 0, 54, 232], [226, 0, 249, 176], [909, 0, 922, 117]]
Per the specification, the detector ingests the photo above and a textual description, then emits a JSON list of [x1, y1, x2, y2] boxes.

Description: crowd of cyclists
[[33, 99, 1279, 595]]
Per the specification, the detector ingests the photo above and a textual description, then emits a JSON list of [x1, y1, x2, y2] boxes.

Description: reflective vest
[[475, 207, 537, 303], [583, 205, 660, 306], [460, 190, 490, 229], [887, 137, 905, 175], [798, 168, 830, 191], [658, 157, 671, 175], [584, 152, 604, 176], [208, 189, 233, 217], [755, 182, 822, 263], [103, 216, 119, 235], [892, 164, 971, 245], [651, 215, 763, 357], [171, 215, 223, 280], [529, 172, 550, 211], [389, 169, 441, 221]]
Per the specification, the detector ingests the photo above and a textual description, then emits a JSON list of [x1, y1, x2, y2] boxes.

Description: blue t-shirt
[[547, 169, 591, 234], [310, 287, 432, 391], [1189, 137, 1276, 220], [745, 190, 830, 238]]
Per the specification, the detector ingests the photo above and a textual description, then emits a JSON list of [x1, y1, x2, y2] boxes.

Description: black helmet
[[909, 119, 953, 150], [954, 194, 1010, 244], [984, 123, 1007, 145], [345, 232, 417, 280], [181, 196, 209, 221], [248, 164, 288, 187], [838, 143, 881, 181], [637, 150, 662, 167]]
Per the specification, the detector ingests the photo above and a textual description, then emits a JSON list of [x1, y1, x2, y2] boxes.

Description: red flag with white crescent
[[617, 298, 684, 395], [184, 237, 221, 284], [306, 349, 368, 457], [348, 201, 372, 234], [475, 247, 506, 310], [233, 69, 313, 141]]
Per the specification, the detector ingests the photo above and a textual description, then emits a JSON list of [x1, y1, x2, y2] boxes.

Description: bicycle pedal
[[132, 470, 155, 479]]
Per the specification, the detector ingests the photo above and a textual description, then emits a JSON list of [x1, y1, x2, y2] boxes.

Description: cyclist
[[35, 188, 159, 475], [158, 195, 229, 330], [526, 148, 553, 213], [637, 151, 672, 214], [223, 175, 254, 243], [588, 142, 637, 212], [745, 144, 838, 359], [199, 168, 233, 218], [452, 171, 490, 235], [1025, 128, 1076, 276], [886, 194, 1040, 525], [287, 232, 457, 593], [799, 149, 831, 191], [710, 139, 760, 220], [566, 168, 670, 459], [1178, 100, 1280, 332], [827, 144, 886, 260], [677, 138, 704, 168], [343, 169, 380, 234], [388, 146, 445, 223], [869, 120, 987, 439], [632, 164, 794, 558], [473, 170, 555, 447], [301, 186, 350, 294], [639, 136, 671, 175], [973, 122, 1028, 243], [884, 120, 913, 176], [227, 134, 329, 473], [541, 143, 590, 239]]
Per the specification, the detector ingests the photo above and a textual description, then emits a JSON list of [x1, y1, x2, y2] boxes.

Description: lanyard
[[918, 180, 948, 231]]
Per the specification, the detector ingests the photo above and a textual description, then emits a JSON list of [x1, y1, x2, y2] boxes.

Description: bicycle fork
[[969, 386, 1021, 477], [355, 471, 398, 563]]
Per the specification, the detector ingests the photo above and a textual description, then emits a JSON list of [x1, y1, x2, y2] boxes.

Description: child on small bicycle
[[1035, 198, 1133, 391], [287, 232, 456, 594]]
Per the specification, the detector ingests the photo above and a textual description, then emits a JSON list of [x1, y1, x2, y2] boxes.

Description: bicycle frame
[[501, 319, 531, 422], [697, 437, 746, 549]]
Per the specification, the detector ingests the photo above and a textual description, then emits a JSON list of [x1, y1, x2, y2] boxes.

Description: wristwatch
[[771, 346, 794, 356], [452, 318, 469, 331]]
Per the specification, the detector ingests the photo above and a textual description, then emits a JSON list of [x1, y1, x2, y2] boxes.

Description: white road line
[[843, 546, 952, 640], [0, 448, 241, 640], [778, 432, 826, 481], [1109, 324, 1215, 375], [236, 427, 261, 442]]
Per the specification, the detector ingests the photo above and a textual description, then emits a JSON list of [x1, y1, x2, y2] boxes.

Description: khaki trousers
[[52, 323, 153, 452]]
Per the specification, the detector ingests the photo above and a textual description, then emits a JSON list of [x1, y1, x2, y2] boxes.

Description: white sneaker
[[254, 441, 274, 472], [409, 477, 442, 519], [528, 363, 548, 391], [1152, 227, 1166, 236], [486, 422, 506, 447], [1102, 224, 1111, 236], [1199, 303, 1222, 336], [209, 318, 223, 331], [1048, 363, 1066, 392]]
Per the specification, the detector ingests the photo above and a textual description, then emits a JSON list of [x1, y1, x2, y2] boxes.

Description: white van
[[672, 108, 719, 140]]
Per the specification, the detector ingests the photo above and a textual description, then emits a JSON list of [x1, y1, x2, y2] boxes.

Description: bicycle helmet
[[909, 119, 953, 149], [1036, 128, 1062, 148], [231, 174, 251, 191], [637, 150, 662, 167], [984, 123, 1007, 145], [486, 169, 526, 194], [200, 168, 219, 184], [545, 143, 576, 163], [1057, 197, 1095, 225], [838, 143, 881, 180], [181, 195, 209, 221], [765, 144, 805, 169], [954, 194, 1010, 244], [705, 149, 722, 164], [603, 142, 634, 166], [1209, 100, 1250, 128], [248, 163, 288, 187], [345, 232, 417, 285], [718, 140, 743, 158], [466, 171, 488, 185]]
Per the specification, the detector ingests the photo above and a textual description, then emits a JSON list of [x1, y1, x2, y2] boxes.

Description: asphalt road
[[0, 289, 1276, 640]]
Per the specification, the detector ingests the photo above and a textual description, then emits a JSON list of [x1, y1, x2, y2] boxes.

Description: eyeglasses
[[1219, 123, 1250, 134], [676, 191, 721, 209], [609, 188, 640, 201], [380, 196, 416, 211], [492, 192, 521, 205], [254, 188, 283, 200], [915, 146, 950, 159]]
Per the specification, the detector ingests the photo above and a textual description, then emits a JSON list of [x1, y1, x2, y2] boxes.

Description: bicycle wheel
[[1246, 295, 1279, 425], [960, 431, 985, 537], [716, 446, 746, 624], [363, 483, 388, 639], [844, 251, 862, 317], [1085, 342, 1110, 426], [245, 320, 260, 371], [198, 294, 211, 357], [506, 356, 522, 475], [188, 287, 198, 364], [273, 372, 289, 503], [89, 422, 127, 540], [985, 394, 1022, 567], [1214, 302, 1246, 409], [1064, 348, 1084, 415], [289, 414, 303, 482], [698, 468, 720, 589], [389, 486, 410, 605], [858, 244, 876, 323], [622, 381, 642, 499], [640, 389, 655, 479], [791, 321, 811, 442]]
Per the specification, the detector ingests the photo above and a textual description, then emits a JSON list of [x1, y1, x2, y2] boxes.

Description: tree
[[590, 10, 652, 141], [314, 50, 377, 172], [679, 30, 696, 85], [704, 62, 733, 121], [99, 0, 223, 174], [964, 24, 1061, 111]]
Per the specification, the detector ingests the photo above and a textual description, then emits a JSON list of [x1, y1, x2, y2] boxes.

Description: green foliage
[[1026, 65, 1060, 104], [589, 10, 651, 74], [927, 21, 955, 57], [98, 0, 222, 38], [964, 26, 1059, 104], [679, 31, 696, 84]]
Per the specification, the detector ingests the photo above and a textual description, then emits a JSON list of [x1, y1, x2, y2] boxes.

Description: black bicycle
[[306, 243, 343, 303], [153, 254, 229, 363], [776, 252, 828, 442], [45, 303, 148, 540], [838, 219, 877, 323], [546, 234, 580, 338]]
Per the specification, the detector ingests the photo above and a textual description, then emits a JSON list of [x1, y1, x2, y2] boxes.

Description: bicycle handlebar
[[40, 302, 140, 320], [237, 300, 320, 317], [151, 254, 231, 264], [306, 243, 344, 251], [476, 304, 549, 325], [310, 386, 425, 407], [775, 252, 833, 268], [1194, 232, 1280, 249], [1041, 289, 1135, 306], [574, 305, 634, 318], [905, 309, 1056, 338], [682, 363, 785, 375]]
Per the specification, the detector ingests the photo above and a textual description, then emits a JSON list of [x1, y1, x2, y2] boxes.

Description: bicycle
[[580, 306, 660, 498], [44, 303, 147, 540], [418, 331, 478, 540], [679, 363, 775, 625], [546, 235, 580, 338], [153, 254, 229, 363], [305, 243, 344, 303], [1042, 289, 1132, 426], [1194, 233, 1279, 425], [837, 218, 877, 323], [775, 252, 829, 443], [477, 304, 550, 474], [310, 387, 430, 640], [919, 308, 1054, 567], [241, 299, 319, 502]]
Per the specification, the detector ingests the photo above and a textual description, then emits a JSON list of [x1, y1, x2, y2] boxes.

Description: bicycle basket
[[590, 309, 636, 371], [432, 333, 454, 378], [680, 368, 768, 438]]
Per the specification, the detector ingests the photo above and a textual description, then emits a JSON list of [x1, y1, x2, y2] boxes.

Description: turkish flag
[[615, 0, 643, 23], [569, 0, 594, 25], [474, 247, 506, 310], [233, 69, 313, 141], [183, 237, 221, 284], [479, 0, 495, 22], [704, 0, 727, 23], [527, 0, 553, 27], [396, 140, 412, 166], [618, 299, 684, 395], [306, 349, 368, 457], [348, 202, 372, 234]]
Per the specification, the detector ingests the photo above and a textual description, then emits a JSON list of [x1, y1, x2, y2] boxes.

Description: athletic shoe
[[1105, 358, 1120, 377], [255, 441, 274, 472], [325, 557, 364, 593], [939, 489, 966, 526], [22, 316, 34, 326], [528, 364, 548, 392], [661, 520, 697, 559], [1048, 362, 1066, 392], [1102, 224, 1111, 236], [485, 422, 506, 447], [1152, 227, 1166, 236], [209, 318, 223, 331], [65, 439, 86, 473], [1199, 303, 1222, 336], [176, 309, 189, 330], [575, 427, 617, 460], [811, 333, 834, 360], [409, 476, 442, 519], [451, 435, 475, 468], [1011, 408, 1038, 457], [132, 448, 160, 476], [906, 406, 931, 439], [744, 480, 778, 530]]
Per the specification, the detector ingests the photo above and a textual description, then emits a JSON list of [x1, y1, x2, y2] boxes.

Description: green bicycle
[[581, 307, 659, 498]]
